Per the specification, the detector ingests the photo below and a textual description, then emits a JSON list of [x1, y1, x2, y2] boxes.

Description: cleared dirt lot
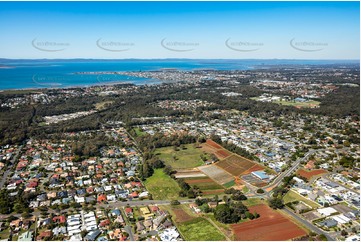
[[231, 204, 307, 241], [241, 174, 268, 187], [302, 211, 322, 221], [332, 204, 354, 214], [172, 207, 194, 223], [198, 164, 234, 185]]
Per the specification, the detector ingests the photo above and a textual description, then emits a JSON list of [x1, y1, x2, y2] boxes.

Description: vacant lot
[[241, 174, 268, 187], [283, 190, 320, 209], [332, 204, 354, 214], [178, 217, 226, 241], [302, 211, 322, 221], [172, 207, 194, 223], [232, 204, 307, 241], [155, 144, 209, 169], [198, 164, 234, 186], [144, 169, 181, 200], [297, 169, 327, 180], [216, 154, 263, 176]]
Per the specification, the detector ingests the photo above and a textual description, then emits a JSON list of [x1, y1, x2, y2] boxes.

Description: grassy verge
[[144, 169, 181, 200], [242, 186, 250, 193], [243, 198, 265, 207]]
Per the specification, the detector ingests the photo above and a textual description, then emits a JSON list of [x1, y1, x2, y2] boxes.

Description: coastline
[[0, 78, 162, 92]]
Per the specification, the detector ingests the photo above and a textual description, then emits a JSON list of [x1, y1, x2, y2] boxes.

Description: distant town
[[0, 64, 359, 241]]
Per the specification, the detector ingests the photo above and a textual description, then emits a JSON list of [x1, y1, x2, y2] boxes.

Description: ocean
[[0, 59, 357, 90]]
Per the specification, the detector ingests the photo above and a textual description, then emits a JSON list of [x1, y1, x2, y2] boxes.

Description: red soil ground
[[185, 178, 214, 184], [231, 204, 307, 241], [206, 139, 223, 149], [214, 149, 232, 159], [242, 164, 264, 175], [297, 169, 327, 180], [200, 143, 218, 153]]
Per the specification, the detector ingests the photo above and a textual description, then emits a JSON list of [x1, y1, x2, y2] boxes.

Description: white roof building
[[159, 227, 179, 241], [317, 207, 338, 217], [331, 214, 351, 224]]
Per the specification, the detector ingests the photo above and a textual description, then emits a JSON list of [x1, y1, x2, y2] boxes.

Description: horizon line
[[0, 58, 360, 61]]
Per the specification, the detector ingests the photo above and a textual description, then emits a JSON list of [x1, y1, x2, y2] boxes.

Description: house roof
[[99, 219, 110, 227], [97, 194, 107, 202], [124, 207, 133, 213], [85, 229, 101, 241], [323, 218, 337, 227], [53, 216, 66, 224]]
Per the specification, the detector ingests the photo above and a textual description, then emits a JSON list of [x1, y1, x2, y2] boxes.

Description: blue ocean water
[[0, 59, 357, 90]]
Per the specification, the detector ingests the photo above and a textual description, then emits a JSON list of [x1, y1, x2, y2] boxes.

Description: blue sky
[[0, 1, 359, 59]]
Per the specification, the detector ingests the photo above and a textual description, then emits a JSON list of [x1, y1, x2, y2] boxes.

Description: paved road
[[0, 144, 24, 188], [124, 225, 135, 241], [263, 149, 315, 191], [244, 150, 316, 198], [283, 207, 334, 241]]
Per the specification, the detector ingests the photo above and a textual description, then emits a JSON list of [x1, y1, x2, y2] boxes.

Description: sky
[[0, 1, 359, 59]]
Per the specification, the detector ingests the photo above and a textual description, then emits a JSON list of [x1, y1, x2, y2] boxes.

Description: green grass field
[[273, 100, 320, 108], [283, 190, 320, 209], [154, 144, 209, 169], [178, 217, 226, 241], [223, 180, 235, 188], [0, 229, 10, 240], [251, 97, 320, 108], [133, 127, 146, 137], [144, 169, 181, 200], [242, 198, 265, 207]]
